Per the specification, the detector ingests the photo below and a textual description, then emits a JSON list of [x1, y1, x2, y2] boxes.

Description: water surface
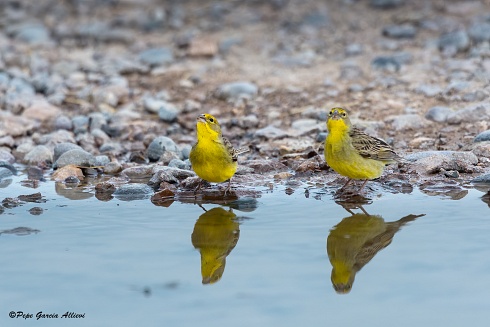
[[1, 174, 489, 326]]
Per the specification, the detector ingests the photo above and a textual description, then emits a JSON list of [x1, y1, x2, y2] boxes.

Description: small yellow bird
[[324, 107, 401, 194], [191, 206, 240, 284], [189, 113, 249, 194], [327, 208, 424, 294]]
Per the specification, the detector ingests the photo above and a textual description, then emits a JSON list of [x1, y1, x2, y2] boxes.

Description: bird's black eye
[[209, 118, 214, 123], [341, 112, 346, 117]]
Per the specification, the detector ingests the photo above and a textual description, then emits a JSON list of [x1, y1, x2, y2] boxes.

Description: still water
[[1, 173, 489, 327]]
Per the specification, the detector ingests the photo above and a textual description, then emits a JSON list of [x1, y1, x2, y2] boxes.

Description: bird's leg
[[338, 178, 352, 192], [357, 180, 369, 194], [194, 179, 203, 194], [224, 179, 232, 196]]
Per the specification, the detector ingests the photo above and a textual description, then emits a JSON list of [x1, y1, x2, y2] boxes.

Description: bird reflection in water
[[191, 206, 240, 284], [327, 199, 424, 294]]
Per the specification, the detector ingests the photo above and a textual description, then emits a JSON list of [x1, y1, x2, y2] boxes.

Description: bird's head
[[331, 263, 355, 294], [197, 113, 221, 139], [327, 107, 351, 132]]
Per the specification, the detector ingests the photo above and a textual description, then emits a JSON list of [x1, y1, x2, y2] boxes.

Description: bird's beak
[[197, 114, 206, 123], [330, 110, 342, 120]]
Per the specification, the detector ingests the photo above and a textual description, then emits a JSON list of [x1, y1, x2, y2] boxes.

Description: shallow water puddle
[[1, 173, 490, 326]]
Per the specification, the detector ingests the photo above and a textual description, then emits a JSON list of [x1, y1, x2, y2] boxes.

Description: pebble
[[53, 143, 83, 162], [168, 159, 190, 170], [243, 159, 288, 173], [446, 102, 490, 124], [24, 145, 53, 165], [415, 84, 442, 97], [8, 22, 51, 45], [254, 125, 288, 140], [0, 135, 15, 148], [103, 162, 123, 175], [38, 130, 76, 146], [148, 166, 196, 187], [474, 130, 490, 143], [382, 24, 417, 39], [438, 30, 470, 54], [54, 115, 73, 131], [0, 161, 17, 175], [215, 82, 258, 100], [138, 47, 174, 67], [72, 116, 90, 134], [345, 44, 363, 56], [425, 106, 453, 123], [51, 164, 84, 182], [180, 144, 192, 160], [387, 114, 428, 131], [471, 142, 490, 158], [0, 167, 13, 181], [316, 132, 328, 143], [113, 184, 154, 201], [370, 0, 404, 8], [53, 149, 95, 169], [158, 103, 179, 122], [371, 56, 400, 72], [237, 114, 260, 129], [22, 100, 62, 123], [147, 136, 181, 162], [472, 174, 490, 184], [143, 97, 168, 114], [468, 22, 490, 43]]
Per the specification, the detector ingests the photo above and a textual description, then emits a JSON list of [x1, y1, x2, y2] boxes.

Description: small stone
[[295, 155, 327, 173], [274, 172, 293, 179], [0, 135, 15, 148], [409, 137, 435, 149], [103, 162, 123, 174], [121, 165, 154, 180], [215, 82, 258, 100], [54, 115, 73, 130], [446, 102, 490, 124], [316, 132, 328, 143], [370, 0, 404, 9], [188, 37, 218, 57], [9, 22, 51, 44], [425, 106, 453, 123], [38, 130, 76, 146], [0, 167, 13, 181], [180, 145, 192, 160], [160, 151, 180, 165], [143, 97, 169, 114], [139, 47, 174, 67], [22, 100, 62, 123], [237, 114, 259, 129], [468, 22, 490, 43], [382, 24, 417, 39], [52, 164, 84, 182], [474, 130, 490, 143], [147, 136, 181, 162], [168, 158, 190, 170], [148, 166, 196, 187], [24, 145, 53, 165], [345, 44, 363, 56], [72, 115, 90, 134], [29, 207, 44, 215], [387, 114, 428, 131], [471, 142, 490, 158], [438, 30, 470, 54], [113, 184, 154, 201], [371, 56, 400, 72], [254, 125, 288, 140], [472, 174, 490, 184], [53, 149, 95, 169], [0, 150, 15, 164], [243, 159, 288, 173], [444, 170, 460, 178], [53, 143, 83, 162], [415, 84, 443, 97], [158, 103, 179, 122]]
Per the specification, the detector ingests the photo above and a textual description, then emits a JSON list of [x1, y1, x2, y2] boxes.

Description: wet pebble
[[138, 47, 174, 67], [113, 184, 154, 201], [382, 24, 416, 39], [121, 165, 154, 180], [0, 150, 15, 164], [425, 106, 453, 123], [53, 149, 95, 169], [147, 136, 181, 162], [51, 164, 84, 182], [148, 166, 196, 187], [24, 145, 52, 165], [0, 167, 13, 181], [473, 130, 490, 143], [29, 207, 44, 215], [215, 82, 258, 100], [472, 173, 490, 184]]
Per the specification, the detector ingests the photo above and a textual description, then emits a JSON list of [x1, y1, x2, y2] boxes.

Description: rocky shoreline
[[1, 0, 490, 204]]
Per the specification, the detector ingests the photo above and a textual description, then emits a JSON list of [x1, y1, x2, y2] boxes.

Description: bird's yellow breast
[[190, 137, 237, 183], [325, 120, 385, 180]]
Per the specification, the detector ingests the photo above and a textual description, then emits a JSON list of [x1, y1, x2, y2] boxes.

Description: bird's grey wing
[[221, 137, 249, 161]]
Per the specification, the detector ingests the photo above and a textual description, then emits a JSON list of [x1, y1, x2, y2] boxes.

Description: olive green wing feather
[[222, 137, 249, 161], [349, 127, 401, 162]]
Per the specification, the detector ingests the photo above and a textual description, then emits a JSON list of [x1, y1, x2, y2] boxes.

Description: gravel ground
[[1, 0, 490, 201]]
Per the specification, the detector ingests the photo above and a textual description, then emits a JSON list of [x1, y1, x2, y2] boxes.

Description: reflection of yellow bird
[[327, 210, 423, 294], [191, 207, 240, 284]]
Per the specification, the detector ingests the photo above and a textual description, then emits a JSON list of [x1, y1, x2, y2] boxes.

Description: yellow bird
[[324, 107, 401, 194], [327, 209, 424, 294], [189, 113, 249, 194], [191, 207, 240, 284]]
